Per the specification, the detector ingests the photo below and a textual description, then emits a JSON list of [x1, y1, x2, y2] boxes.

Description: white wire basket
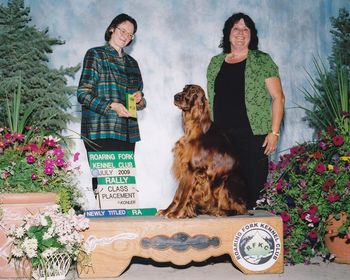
[[32, 251, 71, 280]]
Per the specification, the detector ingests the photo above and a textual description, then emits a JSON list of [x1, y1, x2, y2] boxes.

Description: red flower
[[327, 192, 340, 202], [308, 204, 318, 215], [315, 162, 326, 173], [308, 230, 318, 239], [310, 215, 320, 223], [313, 151, 322, 160], [332, 135, 344, 146], [322, 179, 335, 192], [300, 212, 308, 220], [280, 211, 290, 222], [326, 125, 335, 137]]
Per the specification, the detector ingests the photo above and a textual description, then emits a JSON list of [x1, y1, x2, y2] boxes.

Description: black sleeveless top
[[213, 59, 252, 135]]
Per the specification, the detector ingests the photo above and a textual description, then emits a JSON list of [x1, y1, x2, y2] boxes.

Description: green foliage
[[301, 58, 349, 133], [5, 76, 37, 134], [329, 8, 350, 71], [302, 8, 350, 134], [0, 0, 80, 133], [258, 128, 350, 264]]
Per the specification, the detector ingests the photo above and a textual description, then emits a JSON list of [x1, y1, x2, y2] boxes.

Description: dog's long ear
[[191, 90, 211, 133]]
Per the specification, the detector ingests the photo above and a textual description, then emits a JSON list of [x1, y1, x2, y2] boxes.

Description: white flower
[[22, 237, 38, 253], [15, 227, 25, 238], [40, 215, 48, 226], [42, 248, 57, 258], [11, 246, 24, 258], [43, 232, 52, 240]]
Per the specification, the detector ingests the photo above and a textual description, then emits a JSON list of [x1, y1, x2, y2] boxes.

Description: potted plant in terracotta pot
[[0, 80, 83, 277]]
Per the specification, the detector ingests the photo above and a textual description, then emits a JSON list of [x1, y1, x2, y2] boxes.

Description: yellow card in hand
[[126, 93, 137, 118]]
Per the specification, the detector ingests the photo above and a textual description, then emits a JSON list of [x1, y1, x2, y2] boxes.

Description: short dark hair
[[219, 12, 259, 53], [104, 13, 137, 46]]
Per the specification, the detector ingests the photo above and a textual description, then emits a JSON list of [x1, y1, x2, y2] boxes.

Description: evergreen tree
[[329, 8, 350, 71], [0, 0, 80, 133]]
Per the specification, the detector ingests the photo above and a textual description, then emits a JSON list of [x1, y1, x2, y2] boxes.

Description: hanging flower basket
[[32, 250, 71, 280]]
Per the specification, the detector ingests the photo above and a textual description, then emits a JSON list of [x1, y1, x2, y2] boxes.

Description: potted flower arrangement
[[0, 78, 84, 277], [257, 125, 350, 264], [7, 206, 89, 280], [0, 127, 81, 211]]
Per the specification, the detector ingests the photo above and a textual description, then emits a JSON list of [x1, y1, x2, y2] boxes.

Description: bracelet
[[271, 131, 280, 137]]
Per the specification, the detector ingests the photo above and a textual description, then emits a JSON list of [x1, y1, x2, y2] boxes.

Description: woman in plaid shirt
[[77, 13, 146, 193]]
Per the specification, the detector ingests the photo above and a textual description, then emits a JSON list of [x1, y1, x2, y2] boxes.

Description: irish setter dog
[[157, 85, 248, 218]]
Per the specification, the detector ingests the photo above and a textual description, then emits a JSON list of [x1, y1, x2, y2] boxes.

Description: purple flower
[[26, 154, 35, 164], [315, 162, 326, 173], [319, 141, 327, 150]]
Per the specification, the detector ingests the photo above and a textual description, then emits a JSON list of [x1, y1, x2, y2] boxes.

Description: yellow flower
[[340, 156, 350, 162], [328, 164, 333, 171]]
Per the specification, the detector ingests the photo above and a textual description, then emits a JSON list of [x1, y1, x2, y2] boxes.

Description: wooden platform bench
[[78, 210, 284, 278]]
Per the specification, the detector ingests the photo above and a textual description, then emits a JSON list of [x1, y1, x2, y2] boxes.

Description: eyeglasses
[[231, 27, 250, 35], [116, 27, 135, 40]]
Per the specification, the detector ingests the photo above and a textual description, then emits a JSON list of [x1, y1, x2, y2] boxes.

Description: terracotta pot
[[324, 212, 350, 264], [0, 192, 57, 278]]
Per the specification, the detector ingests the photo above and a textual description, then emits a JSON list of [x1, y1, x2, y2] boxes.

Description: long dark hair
[[219, 13, 258, 53], [104, 13, 137, 46]]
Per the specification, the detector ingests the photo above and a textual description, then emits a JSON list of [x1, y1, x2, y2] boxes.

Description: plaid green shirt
[[77, 44, 145, 142]]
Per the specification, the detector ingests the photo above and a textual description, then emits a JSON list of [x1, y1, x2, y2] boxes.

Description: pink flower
[[31, 173, 37, 180], [327, 192, 340, 202], [44, 159, 54, 167], [44, 165, 54, 175], [26, 155, 35, 164], [276, 179, 284, 191], [315, 162, 326, 173], [332, 135, 344, 146], [299, 180, 307, 188], [73, 152, 80, 162], [53, 147, 64, 157], [55, 157, 65, 167]]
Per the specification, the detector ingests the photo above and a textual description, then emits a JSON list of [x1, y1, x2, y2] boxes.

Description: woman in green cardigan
[[207, 12, 285, 209]]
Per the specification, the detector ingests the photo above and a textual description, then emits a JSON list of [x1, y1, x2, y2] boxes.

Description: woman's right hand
[[110, 102, 130, 118]]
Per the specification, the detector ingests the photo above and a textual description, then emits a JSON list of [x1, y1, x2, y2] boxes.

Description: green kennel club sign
[[88, 151, 139, 209]]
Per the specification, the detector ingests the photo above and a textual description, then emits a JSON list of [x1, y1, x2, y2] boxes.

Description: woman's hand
[[262, 133, 279, 155], [133, 91, 143, 104], [110, 102, 130, 118]]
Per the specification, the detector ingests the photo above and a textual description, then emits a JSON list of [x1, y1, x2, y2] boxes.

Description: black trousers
[[225, 130, 268, 209], [84, 139, 135, 192]]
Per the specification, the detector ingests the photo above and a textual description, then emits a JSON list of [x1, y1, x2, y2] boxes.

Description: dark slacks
[[225, 130, 268, 209]]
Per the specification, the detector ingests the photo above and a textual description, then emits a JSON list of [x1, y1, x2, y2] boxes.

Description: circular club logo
[[232, 222, 282, 271]]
